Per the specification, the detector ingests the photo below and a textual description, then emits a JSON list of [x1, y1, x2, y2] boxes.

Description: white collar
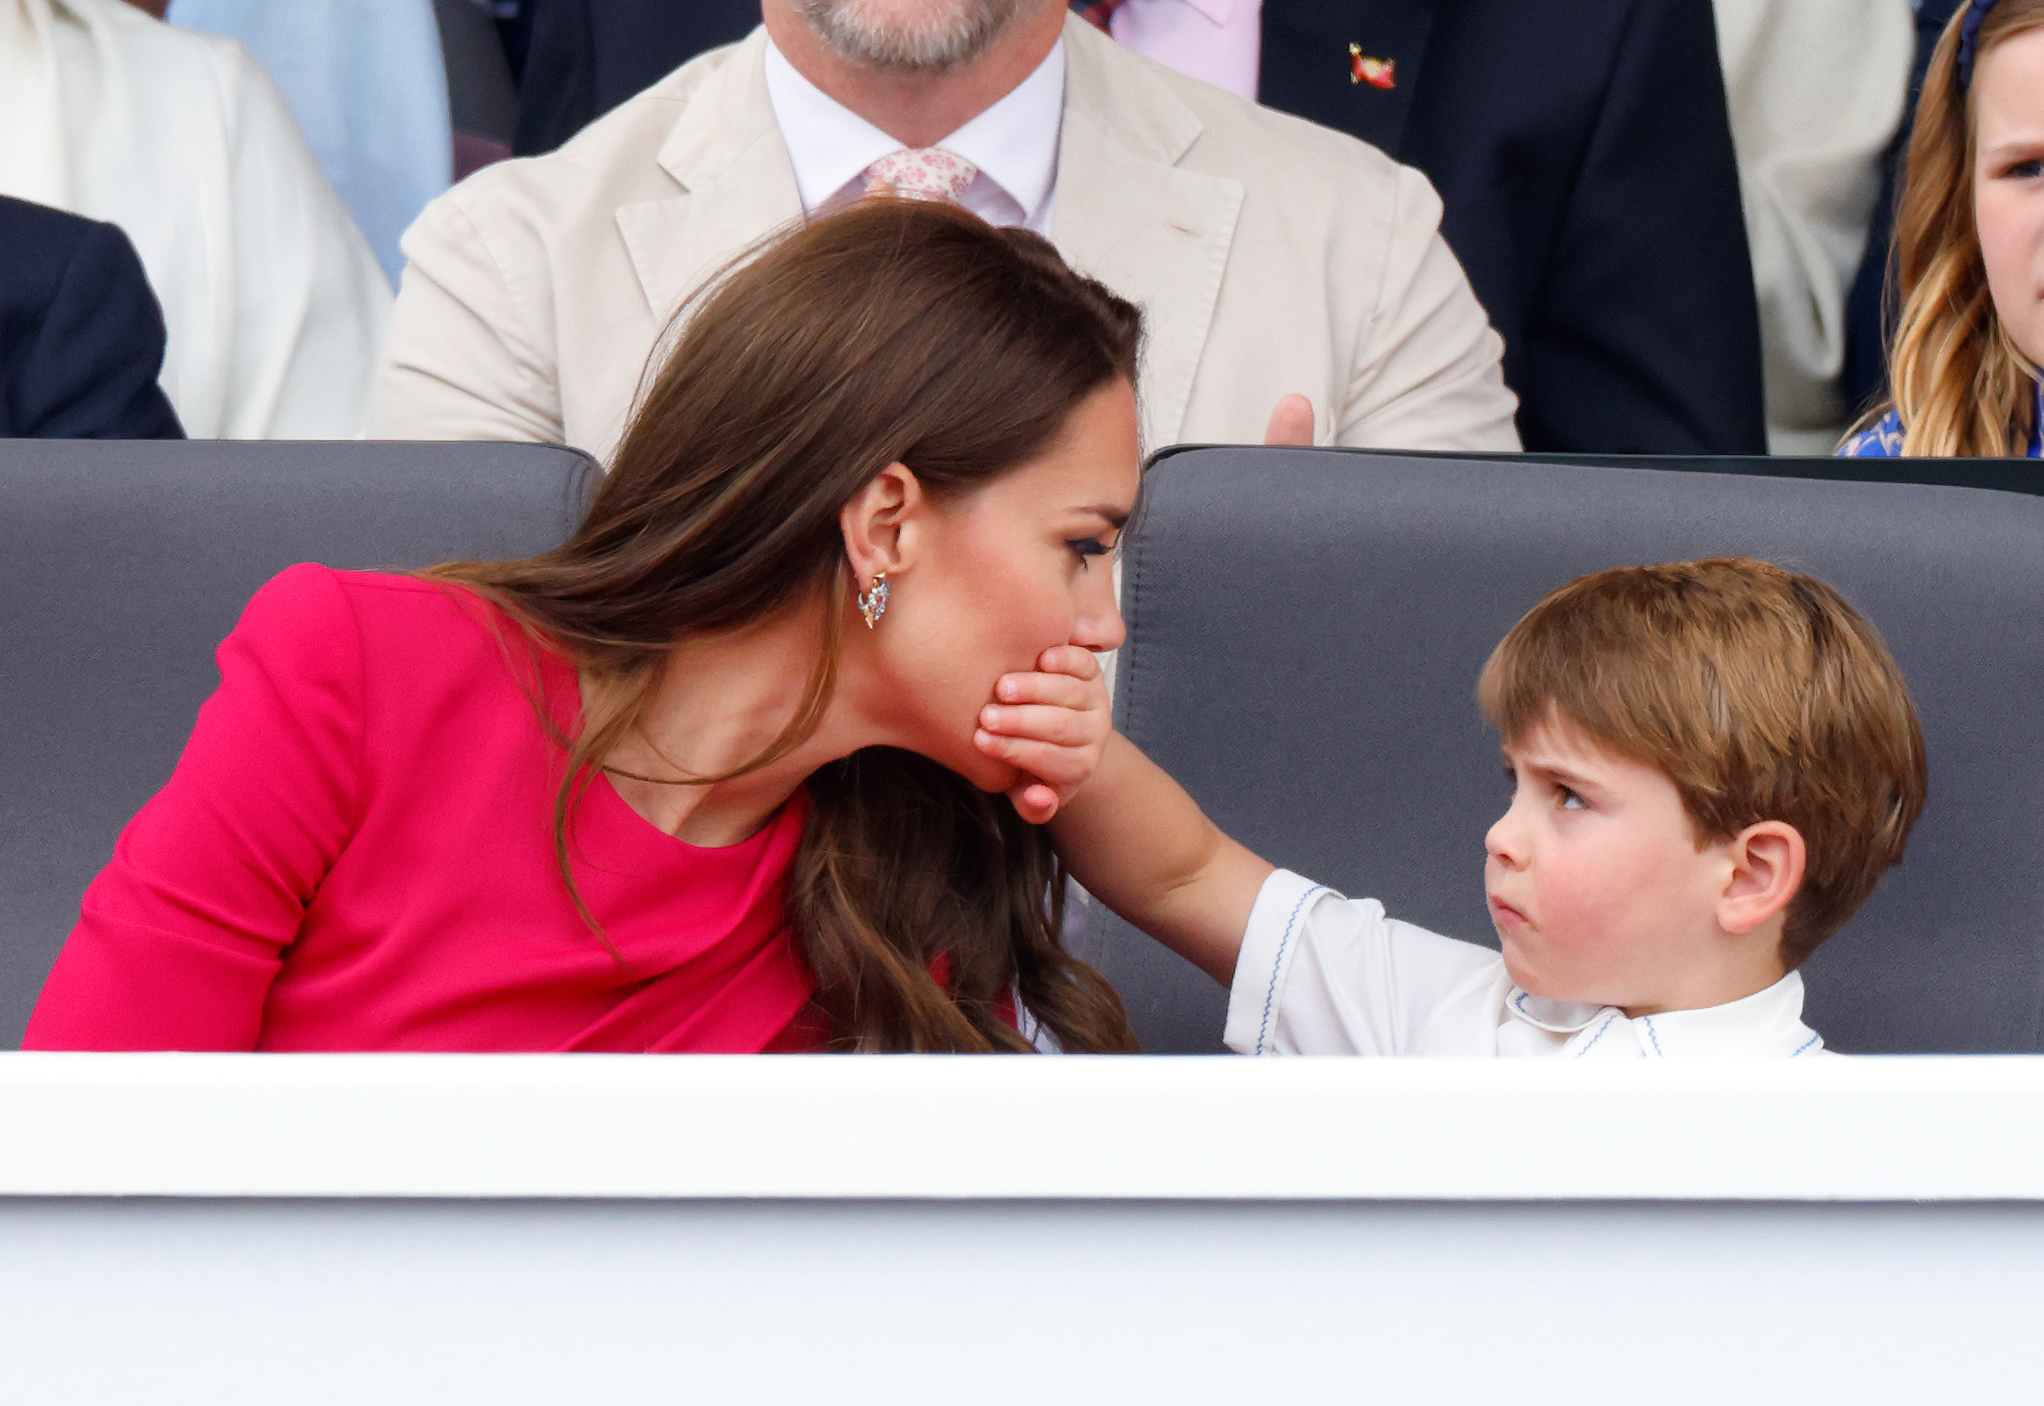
[[760, 35, 1064, 226], [1507, 972, 1824, 1058]]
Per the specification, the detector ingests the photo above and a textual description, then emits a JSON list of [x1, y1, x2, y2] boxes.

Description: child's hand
[[974, 645, 1112, 824]]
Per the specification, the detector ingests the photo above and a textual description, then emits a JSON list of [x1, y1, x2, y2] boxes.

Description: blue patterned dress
[[1838, 382, 2044, 456]]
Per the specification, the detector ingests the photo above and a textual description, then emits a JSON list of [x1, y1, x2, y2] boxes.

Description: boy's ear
[[1717, 821, 1807, 936], [839, 463, 925, 583]]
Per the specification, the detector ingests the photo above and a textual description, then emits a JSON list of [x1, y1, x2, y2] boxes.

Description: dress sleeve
[[1836, 409, 1904, 457], [22, 565, 366, 1050], [1223, 869, 1499, 1056]]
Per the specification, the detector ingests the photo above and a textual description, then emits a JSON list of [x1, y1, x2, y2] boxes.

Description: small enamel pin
[[1349, 42, 1396, 89]]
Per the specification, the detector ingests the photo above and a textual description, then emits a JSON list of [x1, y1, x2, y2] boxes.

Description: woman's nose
[[1071, 573, 1127, 653]]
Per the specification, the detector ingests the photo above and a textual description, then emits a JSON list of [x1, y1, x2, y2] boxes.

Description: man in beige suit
[[370, 0, 1519, 461]]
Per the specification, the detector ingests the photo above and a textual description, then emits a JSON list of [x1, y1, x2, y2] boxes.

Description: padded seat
[[0, 440, 591, 1046], [1082, 448, 2044, 1054]]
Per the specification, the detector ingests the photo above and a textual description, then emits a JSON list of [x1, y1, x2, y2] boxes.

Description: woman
[[1841, 0, 2044, 457], [24, 200, 1143, 1054]]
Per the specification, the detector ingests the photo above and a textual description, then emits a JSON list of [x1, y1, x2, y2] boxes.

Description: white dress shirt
[[761, 35, 1064, 236], [1226, 869, 1829, 1058]]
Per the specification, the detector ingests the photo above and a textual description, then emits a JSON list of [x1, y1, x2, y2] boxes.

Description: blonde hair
[[1478, 559, 1927, 969], [1863, 0, 2044, 455]]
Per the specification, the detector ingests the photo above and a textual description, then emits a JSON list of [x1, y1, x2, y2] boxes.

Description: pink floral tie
[[863, 148, 979, 202]]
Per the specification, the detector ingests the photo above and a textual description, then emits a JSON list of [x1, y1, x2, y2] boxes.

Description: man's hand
[[973, 645, 1112, 824], [1264, 393, 1315, 446]]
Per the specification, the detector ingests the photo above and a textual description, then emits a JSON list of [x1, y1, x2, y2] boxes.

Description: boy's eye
[[1501, 765, 1517, 792], [1557, 786, 1586, 810], [1067, 537, 1112, 569]]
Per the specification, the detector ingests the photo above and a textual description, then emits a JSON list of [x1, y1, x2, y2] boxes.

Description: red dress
[[23, 565, 824, 1052]]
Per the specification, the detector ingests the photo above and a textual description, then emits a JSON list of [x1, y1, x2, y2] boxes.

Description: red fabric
[[23, 565, 822, 1053]]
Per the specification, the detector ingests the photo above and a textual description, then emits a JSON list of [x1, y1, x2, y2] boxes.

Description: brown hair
[[426, 199, 1142, 1052], [1857, 0, 2044, 455], [1477, 558, 1927, 968]]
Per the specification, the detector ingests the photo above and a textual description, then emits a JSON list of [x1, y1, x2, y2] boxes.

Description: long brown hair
[[427, 199, 1142, 1052], [1863, 0, 2044, 455]]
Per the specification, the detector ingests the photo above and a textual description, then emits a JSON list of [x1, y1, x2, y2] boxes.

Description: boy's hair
[[1477, 558, 1927, 969]]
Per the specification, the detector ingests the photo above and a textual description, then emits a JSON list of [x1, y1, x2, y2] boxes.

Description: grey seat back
[[0, 440, 591, 1046], [1083, 449, 2044, 1054]]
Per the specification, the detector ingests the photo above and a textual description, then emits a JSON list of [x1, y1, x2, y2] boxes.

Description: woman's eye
[[1067, 537, 1111, 568]]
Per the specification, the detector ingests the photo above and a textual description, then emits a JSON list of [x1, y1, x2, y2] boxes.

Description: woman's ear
[[840, 463, 924, 583], [1717, 820, 1807, 936]]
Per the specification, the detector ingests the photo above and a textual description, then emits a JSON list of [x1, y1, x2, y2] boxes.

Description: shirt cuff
[[1223, 869, 1334, 1055]]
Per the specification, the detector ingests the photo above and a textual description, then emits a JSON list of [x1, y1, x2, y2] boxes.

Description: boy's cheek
[[1507, 881, 1604, 994]]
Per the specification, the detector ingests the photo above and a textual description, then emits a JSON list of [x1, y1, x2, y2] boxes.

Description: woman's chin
[[940, 739, 1022, 795], [965, 757, 1024, 795]]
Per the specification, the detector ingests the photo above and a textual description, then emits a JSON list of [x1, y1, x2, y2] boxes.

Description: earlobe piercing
[[857, 571, 890, 629]]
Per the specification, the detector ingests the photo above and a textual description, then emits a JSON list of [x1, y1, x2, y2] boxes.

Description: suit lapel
[[1055, 18, 1243, 449], [613, 30, 804, 323]]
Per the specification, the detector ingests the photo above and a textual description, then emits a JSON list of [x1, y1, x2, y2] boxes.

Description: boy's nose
[[1485, 808, 1527, 869]]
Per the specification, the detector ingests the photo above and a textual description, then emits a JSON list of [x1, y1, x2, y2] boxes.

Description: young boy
[[1041, 558, 1928, 1058]]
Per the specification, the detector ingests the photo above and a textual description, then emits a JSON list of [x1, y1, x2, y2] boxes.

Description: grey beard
[[794, 0, 1029, 73]]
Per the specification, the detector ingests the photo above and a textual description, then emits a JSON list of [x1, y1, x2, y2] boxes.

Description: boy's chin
[[1498, 941, 1545, 996]]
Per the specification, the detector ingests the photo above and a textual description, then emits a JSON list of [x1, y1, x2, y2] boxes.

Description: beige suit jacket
[[370, 16, 1518, 461]]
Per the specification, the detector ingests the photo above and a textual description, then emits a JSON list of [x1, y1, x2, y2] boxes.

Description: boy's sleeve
[[1224, 870, 1499, 1056], [21, 564, 367, 1051]]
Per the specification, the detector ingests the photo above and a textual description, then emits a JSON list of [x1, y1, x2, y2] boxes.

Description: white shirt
[[0, 0, 391, 438], [761, 35, 1064, 237], [1225, 869, 1829, 1059]]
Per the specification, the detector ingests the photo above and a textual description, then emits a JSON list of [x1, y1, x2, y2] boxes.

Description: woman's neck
[[588, 609, 878, 847]]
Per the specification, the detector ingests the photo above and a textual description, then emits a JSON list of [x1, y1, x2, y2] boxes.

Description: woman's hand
[[974, 645, 1112, 824]]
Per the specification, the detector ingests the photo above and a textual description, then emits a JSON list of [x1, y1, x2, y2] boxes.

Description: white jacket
[[0, 0, 392, 438]]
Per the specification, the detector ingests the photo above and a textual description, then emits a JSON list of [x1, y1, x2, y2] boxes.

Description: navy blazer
[[0, 197, 183, 441], [1259, 0, 1767, 454], [512, 0, 759, 156]]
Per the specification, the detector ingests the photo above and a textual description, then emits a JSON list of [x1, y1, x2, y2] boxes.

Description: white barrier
[[2, 1054, 2041, 1403]]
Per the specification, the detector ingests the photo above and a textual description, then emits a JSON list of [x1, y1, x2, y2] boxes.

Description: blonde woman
[[1843, 0, 2044, 457]]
